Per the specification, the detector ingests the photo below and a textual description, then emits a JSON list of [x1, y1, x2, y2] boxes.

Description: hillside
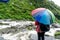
[[0, 0, 35, 20], [0, 0, 60, 22]]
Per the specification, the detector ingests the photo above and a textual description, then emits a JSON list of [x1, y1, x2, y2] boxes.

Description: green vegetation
[[0, 0, 60, 22], [55, 32, 60, 36], [55, 32, 60, 39], [0, 0, 35, 20], [26, 26, 32, 30]]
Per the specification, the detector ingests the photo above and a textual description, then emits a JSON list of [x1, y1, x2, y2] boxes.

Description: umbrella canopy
[[47, 9, 56, 24], [32, 8, 56, 25], [32, 8, 46, 15]]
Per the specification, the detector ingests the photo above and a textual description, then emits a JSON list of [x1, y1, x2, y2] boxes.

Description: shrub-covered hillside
[[0, 0, 35, 20], [0, 0, 60, 22]]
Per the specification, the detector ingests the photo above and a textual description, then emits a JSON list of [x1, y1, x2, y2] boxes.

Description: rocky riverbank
[[0, 20, 59, 40]]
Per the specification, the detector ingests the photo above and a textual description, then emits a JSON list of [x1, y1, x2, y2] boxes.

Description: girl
[[35, 21, 50, 40]]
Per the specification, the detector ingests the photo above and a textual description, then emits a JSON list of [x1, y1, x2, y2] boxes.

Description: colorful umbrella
[[47, 9, 56, 24], [32, 8, 56, 25]]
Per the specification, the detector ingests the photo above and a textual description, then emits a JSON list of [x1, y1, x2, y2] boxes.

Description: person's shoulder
[[35, 21, 40, 25]]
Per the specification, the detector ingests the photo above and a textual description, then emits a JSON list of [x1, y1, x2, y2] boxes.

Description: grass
[[0, 23, 9, 25], [55, 32, 60, 36], [55, 32, 60, 39]]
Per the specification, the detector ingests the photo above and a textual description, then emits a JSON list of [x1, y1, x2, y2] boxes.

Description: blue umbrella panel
[[33, 10, 51, 25]]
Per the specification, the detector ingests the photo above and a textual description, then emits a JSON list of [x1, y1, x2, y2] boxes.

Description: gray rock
[[0, 36, 5, 40], [52, 23, 60, 28]]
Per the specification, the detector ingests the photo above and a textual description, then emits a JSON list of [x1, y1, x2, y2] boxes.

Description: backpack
[[39, 23, 50, 32]]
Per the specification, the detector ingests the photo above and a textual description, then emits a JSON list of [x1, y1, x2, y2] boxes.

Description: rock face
[[0, 20, 59, 40]]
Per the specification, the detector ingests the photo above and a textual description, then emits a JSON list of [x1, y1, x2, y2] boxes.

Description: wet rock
[[0, 20, 60, 40], [0, 36, 5, 40], [52, 23, 60, 28]]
